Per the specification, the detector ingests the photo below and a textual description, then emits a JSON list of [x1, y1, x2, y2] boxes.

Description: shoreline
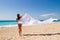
[[0, 22, 60, 28]]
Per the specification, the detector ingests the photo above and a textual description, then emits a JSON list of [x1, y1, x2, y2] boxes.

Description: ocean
[[0, 20, 60, 27], [0, 20, 17, 27], [0, 14, 60, 27]]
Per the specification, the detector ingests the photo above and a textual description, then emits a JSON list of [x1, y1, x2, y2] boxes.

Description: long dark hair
[[17, 14, 20, 20]]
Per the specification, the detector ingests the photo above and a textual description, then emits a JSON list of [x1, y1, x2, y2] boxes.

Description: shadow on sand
[[23, 33, 60, 36]]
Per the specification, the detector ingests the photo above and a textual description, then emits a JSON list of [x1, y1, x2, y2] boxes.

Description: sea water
[[0, 20, 17, 27], [0, 14, 60, 27], [0, 20, 60, 27]]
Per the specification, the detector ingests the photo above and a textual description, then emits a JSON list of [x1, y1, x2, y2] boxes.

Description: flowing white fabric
[[18, 13, 41, 25]]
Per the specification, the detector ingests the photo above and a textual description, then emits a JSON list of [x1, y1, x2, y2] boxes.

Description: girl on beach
[[16, 14, 22, 36]]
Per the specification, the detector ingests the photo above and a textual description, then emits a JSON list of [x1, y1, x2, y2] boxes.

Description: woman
[[16, 14, 22, 36]]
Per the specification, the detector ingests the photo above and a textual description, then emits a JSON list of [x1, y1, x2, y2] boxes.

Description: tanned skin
[[16, 14, 22, 36]]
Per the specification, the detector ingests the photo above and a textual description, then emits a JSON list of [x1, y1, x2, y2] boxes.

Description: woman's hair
[[17, 14, 20, 20]]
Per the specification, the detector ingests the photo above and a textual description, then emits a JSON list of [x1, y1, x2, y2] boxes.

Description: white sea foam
[[0, 25, 17, 27]]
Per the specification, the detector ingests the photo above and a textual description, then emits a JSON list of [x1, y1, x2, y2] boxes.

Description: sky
[[0, 0, 60, 20]]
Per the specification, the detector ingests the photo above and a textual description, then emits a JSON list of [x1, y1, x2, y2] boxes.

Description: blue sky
[[0, 0, 60, 20]]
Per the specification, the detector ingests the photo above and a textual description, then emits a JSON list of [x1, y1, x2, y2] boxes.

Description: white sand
[[0, 22, 60, 40]]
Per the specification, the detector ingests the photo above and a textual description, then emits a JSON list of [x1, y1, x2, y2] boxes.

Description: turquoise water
[[0, 20, 17, 26], [53, 20, 60, 22], [0, 20, 60, 27]]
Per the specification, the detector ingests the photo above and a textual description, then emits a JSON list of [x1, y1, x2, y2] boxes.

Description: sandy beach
[[0, 22, 60, 40]]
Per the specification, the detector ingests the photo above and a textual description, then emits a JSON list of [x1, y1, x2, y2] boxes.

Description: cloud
[[39, 13, 59, 20], [40, 13, 56, 17]]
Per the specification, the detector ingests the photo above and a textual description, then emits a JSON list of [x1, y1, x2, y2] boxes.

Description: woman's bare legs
[[18, 24, 22, 36]]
